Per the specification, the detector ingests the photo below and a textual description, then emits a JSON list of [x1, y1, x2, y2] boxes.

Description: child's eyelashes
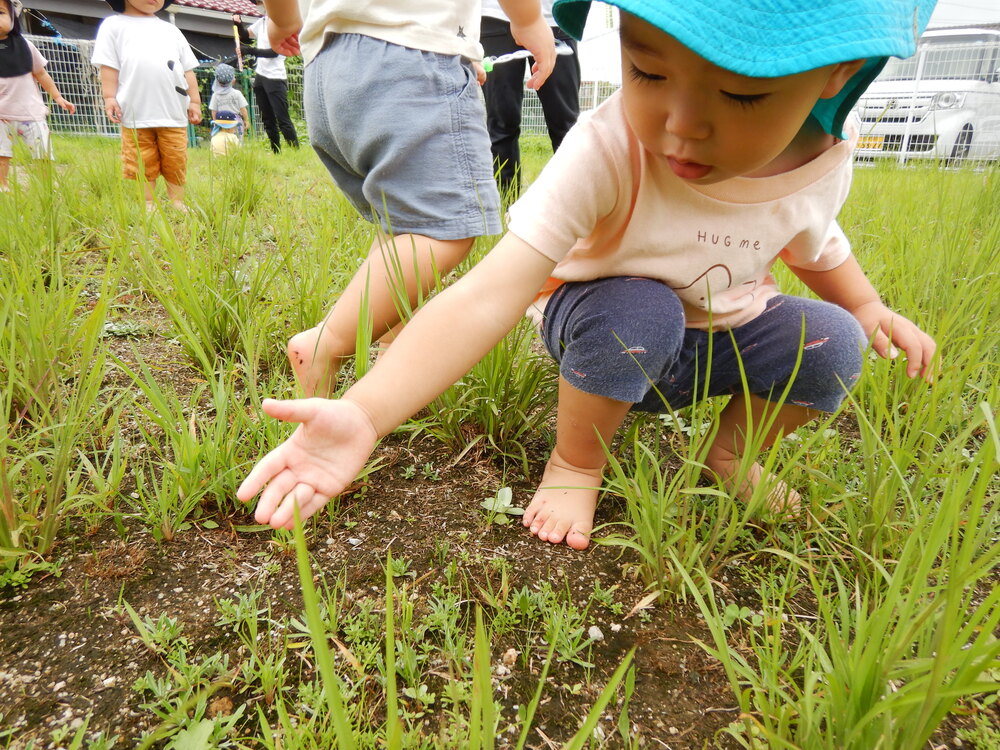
[[722, 91, 768, 109], [627, 64, 768, 110], [627, 64, 665, 84]]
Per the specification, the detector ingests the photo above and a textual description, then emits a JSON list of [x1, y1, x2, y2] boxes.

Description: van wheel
[[949, 126, 973, 165]]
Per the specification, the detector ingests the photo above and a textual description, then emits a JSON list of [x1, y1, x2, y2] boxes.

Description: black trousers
[[480, 16, 581, 198], [253, 74, 299, 152]]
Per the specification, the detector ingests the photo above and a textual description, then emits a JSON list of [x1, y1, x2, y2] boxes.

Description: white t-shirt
[[249, 18, 287, 80], [510, 91, 857, 332], [0, 40, 48, 121], [91, 15, 198, 128], [298, 0, 483, 65]]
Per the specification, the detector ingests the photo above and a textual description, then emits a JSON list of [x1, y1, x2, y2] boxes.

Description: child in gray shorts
[[257, 0, 556, 398]]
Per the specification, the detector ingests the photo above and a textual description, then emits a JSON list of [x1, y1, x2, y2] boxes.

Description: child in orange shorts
[[91, 0, 202, 211]]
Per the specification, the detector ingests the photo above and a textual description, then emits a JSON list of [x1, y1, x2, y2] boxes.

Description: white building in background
[[578, 2, 622, 85]]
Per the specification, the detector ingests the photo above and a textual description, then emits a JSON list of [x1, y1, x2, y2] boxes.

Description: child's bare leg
[[523, 377, 632, 550], [139, 179, 155, 210], [288, 233, 474, 397], [704, 393, 817, 515], [165, 181, 186, 211], [0, 156, 9, 190], [375, 320, 405, 362]]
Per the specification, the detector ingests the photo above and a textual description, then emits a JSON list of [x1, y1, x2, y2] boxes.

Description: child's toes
[[530, 512, 555, 540], [565, 524, 591, 550], [539, 515, 569, 544]]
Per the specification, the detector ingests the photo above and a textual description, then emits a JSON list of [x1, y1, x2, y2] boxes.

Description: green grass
[[1, 135, 997, 747]]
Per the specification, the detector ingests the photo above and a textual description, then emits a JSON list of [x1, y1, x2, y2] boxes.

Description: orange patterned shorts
[[120, 126, 188, 185]]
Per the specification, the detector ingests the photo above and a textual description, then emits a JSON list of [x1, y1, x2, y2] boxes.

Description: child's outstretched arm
[[498, 0, 556, 89], [792, 255, 937, 381], [262, 0, 302, 57], [33, 68, 75, 115], [238, 233, 556, 530]]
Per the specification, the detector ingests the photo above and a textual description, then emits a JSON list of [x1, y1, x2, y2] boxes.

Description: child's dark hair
[[1, 0, 24, 36], [0, 0, 32, 80]]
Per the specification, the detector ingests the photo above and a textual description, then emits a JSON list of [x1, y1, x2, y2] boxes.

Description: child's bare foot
[[522, 450, 603, 550], [703, 454, 801, 518], [287, 326, 344, 398], [171, 201, 189, 213], [145, 200, 156, 213]]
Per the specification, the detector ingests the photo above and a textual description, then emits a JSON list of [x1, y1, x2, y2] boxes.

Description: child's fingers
[[271, 485, 329, 530], [526, 59, 554, 90], [260, 397, 318, 424], [251, 466, 299, 522], [894, 328, 937, 381], [527, 61, 542, 89], [473, 61, 487, 85], [868, 327, 895, 361], [237, 443, 291, 502]]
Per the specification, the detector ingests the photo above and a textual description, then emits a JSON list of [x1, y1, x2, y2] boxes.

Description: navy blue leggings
[[540, 277, 866, 413]]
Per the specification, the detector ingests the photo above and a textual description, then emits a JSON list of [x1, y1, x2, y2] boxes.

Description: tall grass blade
[[292, 504, 357, 749]]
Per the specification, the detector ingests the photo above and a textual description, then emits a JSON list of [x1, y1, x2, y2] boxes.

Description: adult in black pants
[[234, 9, 299, 153], [480, 4, 580, 199]]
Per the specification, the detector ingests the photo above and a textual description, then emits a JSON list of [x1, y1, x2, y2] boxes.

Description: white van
[[853, 28, 1000, 163]]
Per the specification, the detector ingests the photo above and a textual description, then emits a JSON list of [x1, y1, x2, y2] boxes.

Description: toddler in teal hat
[[238, 0, 938, 552]]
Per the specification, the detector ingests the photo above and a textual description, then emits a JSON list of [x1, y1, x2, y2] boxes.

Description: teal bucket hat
[[552, 0, 938, 139]]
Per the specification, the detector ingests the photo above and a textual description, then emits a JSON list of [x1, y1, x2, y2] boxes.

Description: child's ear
[[819, 59, 867, 99]]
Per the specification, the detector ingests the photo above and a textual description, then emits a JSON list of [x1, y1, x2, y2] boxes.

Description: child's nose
[[663, 97, 710, 141]]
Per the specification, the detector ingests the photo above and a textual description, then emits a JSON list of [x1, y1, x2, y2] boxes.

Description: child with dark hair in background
[[92, 0, 201, 211], [0, 0, 75, 192]]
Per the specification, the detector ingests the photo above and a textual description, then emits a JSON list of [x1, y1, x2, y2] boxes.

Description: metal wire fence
[[25, 33, 305, 145], [520, 79, 621, 136], [27, 36, 112, 137]]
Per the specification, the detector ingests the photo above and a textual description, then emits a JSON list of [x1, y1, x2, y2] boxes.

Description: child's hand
[[237, 398, 380, 530], [510, 16, 555, 89], [851, 300, 937, 382], [104, 97, 122, 123], [267, 18, 301, 56], [472, 60, 487, 85], [187, 102, 202, 125], [55, 97, 76, 115]]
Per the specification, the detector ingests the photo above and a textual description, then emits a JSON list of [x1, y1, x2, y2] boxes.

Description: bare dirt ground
[[0, 440, 744, 748], [1, 305, 994, 749]]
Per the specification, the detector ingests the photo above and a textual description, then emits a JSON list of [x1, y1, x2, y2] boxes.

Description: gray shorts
[[541, 278, 867, 414], [305, 34, 502, 240]]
